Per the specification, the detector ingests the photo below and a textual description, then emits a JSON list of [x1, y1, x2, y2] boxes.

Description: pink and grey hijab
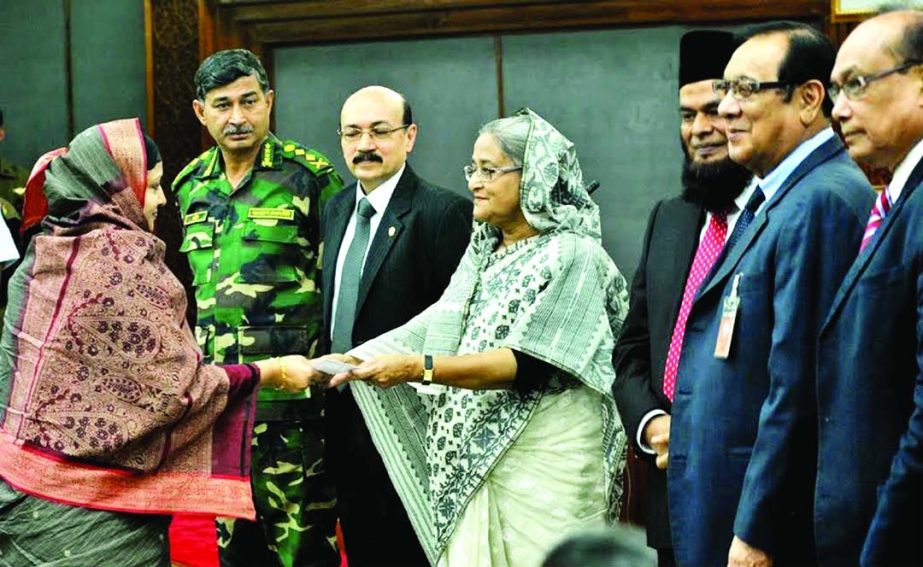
[[0, 118, 257, 519]]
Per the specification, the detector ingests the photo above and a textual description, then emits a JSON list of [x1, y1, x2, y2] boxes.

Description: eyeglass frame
[[337, 124, 410, 142], [712, 77, 794, 100], [462, 164, 522, 182], [828, 61, 922, 104]]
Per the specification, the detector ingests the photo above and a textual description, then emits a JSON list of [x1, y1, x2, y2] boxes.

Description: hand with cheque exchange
[[310, 353, 421, 390], [253, 355, 338, 392]]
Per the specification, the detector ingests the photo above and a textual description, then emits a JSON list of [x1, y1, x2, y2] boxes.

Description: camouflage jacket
[[0, 156, 28, 221], [174, 135, 343, 411]]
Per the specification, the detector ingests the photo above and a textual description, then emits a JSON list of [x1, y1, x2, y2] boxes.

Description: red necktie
[[860, 189, 891, 252], [662, 212, 728, 401]]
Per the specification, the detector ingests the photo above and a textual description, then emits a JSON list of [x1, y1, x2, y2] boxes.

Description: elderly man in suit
[[817, 10, 923, 566], [323, 85, 471, 567], [612, 29, 751, 567], [667, 22, 874, 567]]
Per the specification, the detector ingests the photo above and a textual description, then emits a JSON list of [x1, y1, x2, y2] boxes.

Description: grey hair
[[194, 49, 270, 101], [478, 115, 531, 167]]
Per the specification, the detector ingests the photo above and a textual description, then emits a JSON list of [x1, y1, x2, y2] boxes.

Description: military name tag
[[183, 211, 208, 225], [714, 273, 743, 360], [248, 208, 295, 221]]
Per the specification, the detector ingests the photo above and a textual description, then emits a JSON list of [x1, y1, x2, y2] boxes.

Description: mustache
[[223, 124, 254, 136], [352, 152, 383, 164]]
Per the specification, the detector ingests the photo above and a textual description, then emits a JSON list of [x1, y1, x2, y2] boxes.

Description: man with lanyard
[[612, 29, 752, 567], [666, 22, 873, 567], [173, 49, 344, 567]]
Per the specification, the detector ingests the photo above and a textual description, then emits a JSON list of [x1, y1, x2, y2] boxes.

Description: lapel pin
[[388, 226, 396, 238]]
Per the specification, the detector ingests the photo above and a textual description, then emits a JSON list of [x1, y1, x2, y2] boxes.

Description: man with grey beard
[[612, 30, 751, 567]]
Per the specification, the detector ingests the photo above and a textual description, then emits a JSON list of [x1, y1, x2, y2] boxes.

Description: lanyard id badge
[[714, 273, 743, 359]]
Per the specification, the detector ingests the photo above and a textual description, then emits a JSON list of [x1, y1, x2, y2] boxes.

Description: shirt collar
[[755, 127, 834, 205], [728, 176, 760, 214], [887, 137, 923, 204], [197, 134, 280, 179], [356, 163, 405, 216]]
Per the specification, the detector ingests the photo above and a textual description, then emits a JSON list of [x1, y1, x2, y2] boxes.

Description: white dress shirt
[[887, 137, 923, 205]]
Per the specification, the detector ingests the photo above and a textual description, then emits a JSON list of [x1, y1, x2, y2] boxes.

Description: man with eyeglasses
[[611, 29, 751, 567], [173, 48, 345, 567], [816, 9, 923, 566], [666, 22, 874, 567], [322, 85, 471, 566]]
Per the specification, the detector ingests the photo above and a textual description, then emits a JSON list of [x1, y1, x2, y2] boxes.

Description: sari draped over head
[[348, 108, 630, 565], [0, 118, 257, 519]]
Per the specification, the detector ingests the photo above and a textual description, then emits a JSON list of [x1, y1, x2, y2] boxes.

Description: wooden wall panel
[[147, 0, 199, 318], [212, 0, 828, 46]]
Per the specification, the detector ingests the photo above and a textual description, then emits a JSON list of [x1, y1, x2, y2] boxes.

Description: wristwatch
[[422, 354, 434, 385]]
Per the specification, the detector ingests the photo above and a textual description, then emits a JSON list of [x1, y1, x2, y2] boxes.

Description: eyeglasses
[[712, 78, 792, 100], [828, 61, 922, 103], [338, 124, 409, 142], [462, 164, 522, 182]]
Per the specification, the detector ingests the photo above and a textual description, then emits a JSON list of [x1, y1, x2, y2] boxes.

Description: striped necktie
[[860, 189, 891, 252]]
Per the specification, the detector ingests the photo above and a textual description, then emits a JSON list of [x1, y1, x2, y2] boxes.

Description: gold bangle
[[277, 357, 289, 388]]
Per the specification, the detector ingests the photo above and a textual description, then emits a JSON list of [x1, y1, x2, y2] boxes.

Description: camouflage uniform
[[0, 156, 27, 321], [0, 156, 27, 222], [174, 135, 343, 567]]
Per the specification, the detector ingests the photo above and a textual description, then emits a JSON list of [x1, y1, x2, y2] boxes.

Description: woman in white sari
[[325, 108, 629, 567]]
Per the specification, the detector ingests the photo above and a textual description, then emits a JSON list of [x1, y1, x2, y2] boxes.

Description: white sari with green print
[[348, 108, 629, 566]]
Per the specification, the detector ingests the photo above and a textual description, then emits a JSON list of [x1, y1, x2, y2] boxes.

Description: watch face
[[422, 355, 434, 384]]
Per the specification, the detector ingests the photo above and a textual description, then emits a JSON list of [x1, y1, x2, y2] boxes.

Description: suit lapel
[[824, 157, 923, 329], [355, 167, 416, 314], [665, 202, 706, 322], [698, 136, 844, 300], [323, 189, 355, 327]]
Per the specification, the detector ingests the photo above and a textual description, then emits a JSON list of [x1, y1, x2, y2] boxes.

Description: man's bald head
[[341, 86, 412, 128], [339, 86, 418, 192], [831, 9, 923, 169]]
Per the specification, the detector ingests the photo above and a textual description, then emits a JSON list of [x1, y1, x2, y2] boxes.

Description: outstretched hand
[[328, 354, 420, 390], [259, 355, 328, 392], [280, 355, 330, 391]]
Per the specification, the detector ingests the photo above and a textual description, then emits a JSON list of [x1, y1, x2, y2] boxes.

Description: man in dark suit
[[612, 30, 750, 567], [323, 85, 471, 567], [667, 22, 874, 567], [817, 10, 923, 566]]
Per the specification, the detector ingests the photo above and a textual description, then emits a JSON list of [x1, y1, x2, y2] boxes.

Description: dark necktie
[[331, 198, 376, 354], [724, 186, 766, 255]]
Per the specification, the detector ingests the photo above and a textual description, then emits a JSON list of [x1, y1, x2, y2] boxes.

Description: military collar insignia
[[256, 135, 284, 171]]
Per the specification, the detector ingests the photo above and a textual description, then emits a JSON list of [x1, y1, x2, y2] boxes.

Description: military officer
[[173, 49, 344, 567]]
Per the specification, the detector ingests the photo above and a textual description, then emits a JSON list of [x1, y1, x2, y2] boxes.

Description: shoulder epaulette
[[279, 141, 336, 176], [172, 147, 216, 189]]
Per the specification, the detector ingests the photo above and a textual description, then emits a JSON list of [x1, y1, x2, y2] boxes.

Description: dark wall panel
[[71, 0, 147, 133], [503, 26, 685, 276], [0, 0, 69, 167], [274, 36, 498, 198], [0, 0, 146, 171]]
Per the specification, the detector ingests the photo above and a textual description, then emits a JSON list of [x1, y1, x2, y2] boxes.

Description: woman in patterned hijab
[[0, 118, 318, 566], [326, 108, 630, 567]]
